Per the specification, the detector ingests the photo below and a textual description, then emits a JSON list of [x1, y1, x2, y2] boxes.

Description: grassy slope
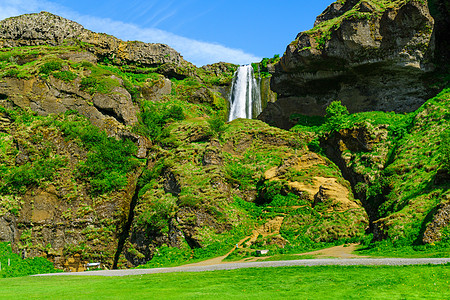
[[132, 117, 367, 268], [1, 265, 449, 299], [375, 88, 450, 244]]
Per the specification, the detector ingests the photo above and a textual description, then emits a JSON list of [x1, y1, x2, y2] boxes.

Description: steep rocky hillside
[[311, 89, 450, 246], [0, 12, 368, 271], [260, 0, 447, 129]]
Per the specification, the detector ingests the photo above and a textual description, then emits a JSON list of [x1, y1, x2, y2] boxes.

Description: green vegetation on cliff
[[291, 87, 450, 254], [298, 0, 431, 50], [1, 7, 449, 277], [55, 112, 139, 195]]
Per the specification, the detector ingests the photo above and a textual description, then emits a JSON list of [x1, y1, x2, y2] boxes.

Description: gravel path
[[34, 258, 450, 277]]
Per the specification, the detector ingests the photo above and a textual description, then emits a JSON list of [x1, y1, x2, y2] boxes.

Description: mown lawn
[[1, 265, 449, 299]]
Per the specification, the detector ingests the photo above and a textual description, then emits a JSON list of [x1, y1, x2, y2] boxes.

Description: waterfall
[[228, 65, 262, 121]]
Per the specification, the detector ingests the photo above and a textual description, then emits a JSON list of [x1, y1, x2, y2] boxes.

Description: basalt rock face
[[0, 75, 139, 133], [261, 0, 436, 129], [0, 111, 141, 271], [320, 123, 391, 230]]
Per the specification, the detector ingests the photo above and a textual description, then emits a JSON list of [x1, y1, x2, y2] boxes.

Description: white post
[[8, 258, 10, 266], [0, 261, 2, 271]]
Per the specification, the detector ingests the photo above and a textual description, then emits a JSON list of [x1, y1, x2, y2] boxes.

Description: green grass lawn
[[1, 265, 449, 299]]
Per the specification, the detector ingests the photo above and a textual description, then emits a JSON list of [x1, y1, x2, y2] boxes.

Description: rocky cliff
[[0, 3, 448, 274], [0, 12, 198, 137], [260, 0, 440, 129]]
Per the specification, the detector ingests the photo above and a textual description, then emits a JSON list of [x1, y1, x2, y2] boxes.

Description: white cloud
[[0, 0, 261, 66]]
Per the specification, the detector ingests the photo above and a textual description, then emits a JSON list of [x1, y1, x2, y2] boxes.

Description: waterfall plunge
[[228, 65, 262, 122]]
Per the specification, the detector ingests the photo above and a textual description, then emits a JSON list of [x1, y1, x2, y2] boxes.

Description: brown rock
[[202, 139, 223, 166], [59, 52, 97, 63], [423, 201, 450, 244], [0, 213, 17, 243], [141, 77, 172, 101], [92, 86, 138, 125]]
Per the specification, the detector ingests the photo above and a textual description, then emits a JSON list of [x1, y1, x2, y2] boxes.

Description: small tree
[[325, 100, 349, 119], [325, 100, 349, 131]]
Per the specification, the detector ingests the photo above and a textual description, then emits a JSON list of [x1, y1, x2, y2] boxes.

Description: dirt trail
[[182, 217, 284, 267], [182, 219, 367, 267], [295, 244, 369, 259]]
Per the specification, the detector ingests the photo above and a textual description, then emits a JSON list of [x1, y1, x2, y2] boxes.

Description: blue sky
[[0, 0, 332, 66]]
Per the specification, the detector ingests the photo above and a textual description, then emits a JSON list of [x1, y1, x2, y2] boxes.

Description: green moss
[[53, 70, 77, 82], [197, 63, 238, 86], [55, 111, 139, 195]]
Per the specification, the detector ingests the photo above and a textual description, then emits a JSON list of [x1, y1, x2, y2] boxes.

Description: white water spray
[[228, 65, 262, 121]]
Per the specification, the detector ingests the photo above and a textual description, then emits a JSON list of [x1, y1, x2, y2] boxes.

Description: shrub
[[0, 157, 67, 194], [39, 61, 62, 74], [0, 242, 58, 278], [53, 71, 77, 82], [325, 100, 349, 120], [207, 112, 227, 136], [56, 113, 138, 195], [77, 134, 137, 195], [136, 102, 185, 141], [324, 100, 349, 131]]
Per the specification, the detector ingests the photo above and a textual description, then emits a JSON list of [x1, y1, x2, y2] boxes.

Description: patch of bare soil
[[295, 244, 369, 259]]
